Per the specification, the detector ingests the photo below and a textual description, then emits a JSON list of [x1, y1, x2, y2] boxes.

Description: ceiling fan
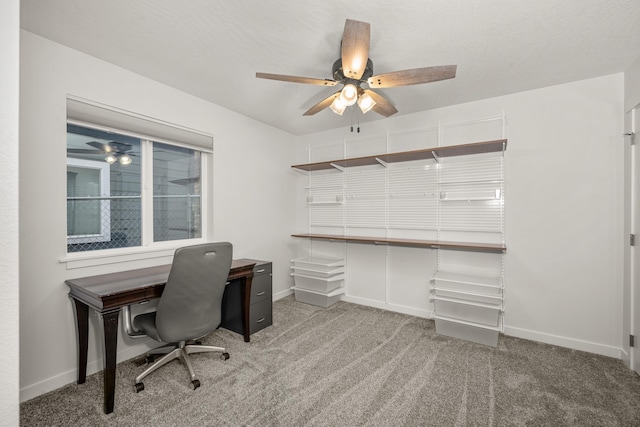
[[256, 19, 457, 117], [67, 141, 136, 165]]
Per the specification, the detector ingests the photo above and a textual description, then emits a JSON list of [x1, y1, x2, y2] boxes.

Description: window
[[153, 142, 202, 242], [66, 123, 205, 253]]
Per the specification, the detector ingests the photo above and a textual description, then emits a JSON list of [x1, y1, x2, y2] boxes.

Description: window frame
[[63, 120, 210, 268]]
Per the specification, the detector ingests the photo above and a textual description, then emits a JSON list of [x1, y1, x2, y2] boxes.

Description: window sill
[[60, 239, 206, 270]]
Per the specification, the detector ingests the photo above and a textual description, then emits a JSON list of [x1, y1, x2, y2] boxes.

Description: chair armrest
[[122, 305, 148, 339]]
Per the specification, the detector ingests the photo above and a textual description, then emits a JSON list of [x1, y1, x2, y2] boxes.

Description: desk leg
[[102, 310, 119, 414], [240, 275, 254, 343], [72, 299, 89, 384]]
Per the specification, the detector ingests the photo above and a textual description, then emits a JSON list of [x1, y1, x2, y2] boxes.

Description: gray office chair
[[126, 242, 233, 392]]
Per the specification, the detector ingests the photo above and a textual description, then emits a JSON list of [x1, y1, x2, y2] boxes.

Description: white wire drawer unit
[[291, 257, 345, 307], [431, 271, 503, 346]]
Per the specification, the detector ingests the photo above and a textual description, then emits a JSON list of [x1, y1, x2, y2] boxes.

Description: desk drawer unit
[[221, 260, 273, 335]]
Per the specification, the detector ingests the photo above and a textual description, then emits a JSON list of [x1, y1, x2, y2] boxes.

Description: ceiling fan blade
[[368, 65, 457, 88], [86, 141, 115, 152], [303, 92, 340, 116], [363, 89, 398, 117], [67, 148, 105, 154], [341, 19, 370, 80], [256, 72, 338, 86], [87, 140, 132, 153]]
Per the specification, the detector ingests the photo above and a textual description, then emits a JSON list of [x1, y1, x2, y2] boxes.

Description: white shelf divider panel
[[438, 152, 504, 234], [388, 160, 438, 231], [308, 169, 344, 229], [345, 165, 387, 230]]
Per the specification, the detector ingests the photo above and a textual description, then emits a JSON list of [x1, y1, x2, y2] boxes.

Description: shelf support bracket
[[375, 157, 389, 168], [330, 163, 346, 172], [292, 167, 309, 175]]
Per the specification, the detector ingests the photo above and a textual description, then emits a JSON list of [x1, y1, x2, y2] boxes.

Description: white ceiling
[[20, 0, 640, 136]]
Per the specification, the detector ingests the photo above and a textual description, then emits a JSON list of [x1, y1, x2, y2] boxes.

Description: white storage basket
[[434, 315, 500, 347], [292, 272, 344, 293], [433, 295, 500, 327], [291, 266, 345, 278], [432, 271, 502, 296], [292, 286, 344, 308], [291, 257, 345, 271]]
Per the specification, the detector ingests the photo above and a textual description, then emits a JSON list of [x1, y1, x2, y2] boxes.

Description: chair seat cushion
[[133, 312, 162, 342]]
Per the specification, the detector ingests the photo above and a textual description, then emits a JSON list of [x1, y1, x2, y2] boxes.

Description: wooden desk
[[66, 259, 256, 414]]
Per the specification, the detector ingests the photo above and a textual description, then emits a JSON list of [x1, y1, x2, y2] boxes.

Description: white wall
[[296, 73, 625, 358], [1, 0, 20, 424], [19, 31, 297, 401]]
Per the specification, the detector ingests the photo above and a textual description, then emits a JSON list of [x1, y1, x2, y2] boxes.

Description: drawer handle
[[256, 291, 266, 296], [256, 317, 265, 323], [256, 269, 266, 273]]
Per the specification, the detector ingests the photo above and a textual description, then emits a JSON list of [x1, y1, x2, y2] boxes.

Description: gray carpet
[[21, 296, 640, 426]]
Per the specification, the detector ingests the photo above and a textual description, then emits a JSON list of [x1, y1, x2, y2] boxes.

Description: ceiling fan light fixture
[[330, 96, 347, 115], [357, 92, 376, 114], [105, 154, 117, 164], [340, 84, 358, 106], [119, 154, 132, 165]]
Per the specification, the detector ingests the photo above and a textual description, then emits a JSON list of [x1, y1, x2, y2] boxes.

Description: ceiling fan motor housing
[[332, 58, 374, 85]]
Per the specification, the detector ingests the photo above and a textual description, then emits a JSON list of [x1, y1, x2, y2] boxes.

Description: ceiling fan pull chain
[[350, 106, 354, 132]]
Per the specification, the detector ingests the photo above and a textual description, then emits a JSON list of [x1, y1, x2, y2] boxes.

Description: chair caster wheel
[[134, 382, 144, 393], [221, 352, 230, 360], [190, 379, 201, 390]]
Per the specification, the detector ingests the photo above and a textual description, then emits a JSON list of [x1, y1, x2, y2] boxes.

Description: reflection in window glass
[[153, 143, 202, 242], [67, 159, 109, 240], [67, 125, 141, 252]]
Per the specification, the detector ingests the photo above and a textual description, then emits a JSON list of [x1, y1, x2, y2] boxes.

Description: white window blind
[[66, 97, 213, 153]]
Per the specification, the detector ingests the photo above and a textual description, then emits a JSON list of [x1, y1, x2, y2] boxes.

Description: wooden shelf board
[[291, 233, 506, 253], [292, 139, 507, 172]]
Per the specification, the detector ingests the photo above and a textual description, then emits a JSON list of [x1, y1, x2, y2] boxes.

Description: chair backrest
[[155, 242, 233, 343]]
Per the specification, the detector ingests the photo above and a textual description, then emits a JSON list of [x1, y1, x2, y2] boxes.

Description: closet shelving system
[[292, 135, 507, 346]]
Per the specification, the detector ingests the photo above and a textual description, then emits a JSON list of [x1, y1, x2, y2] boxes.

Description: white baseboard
[[503, 325, 622, 359], [20, 341, 153, 403], [273, 287, 293, 301], [341, 294, 432, 319], [23, 289, 292, 403], [620, 346, 631, 368], [337, 295, 624, 360]]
